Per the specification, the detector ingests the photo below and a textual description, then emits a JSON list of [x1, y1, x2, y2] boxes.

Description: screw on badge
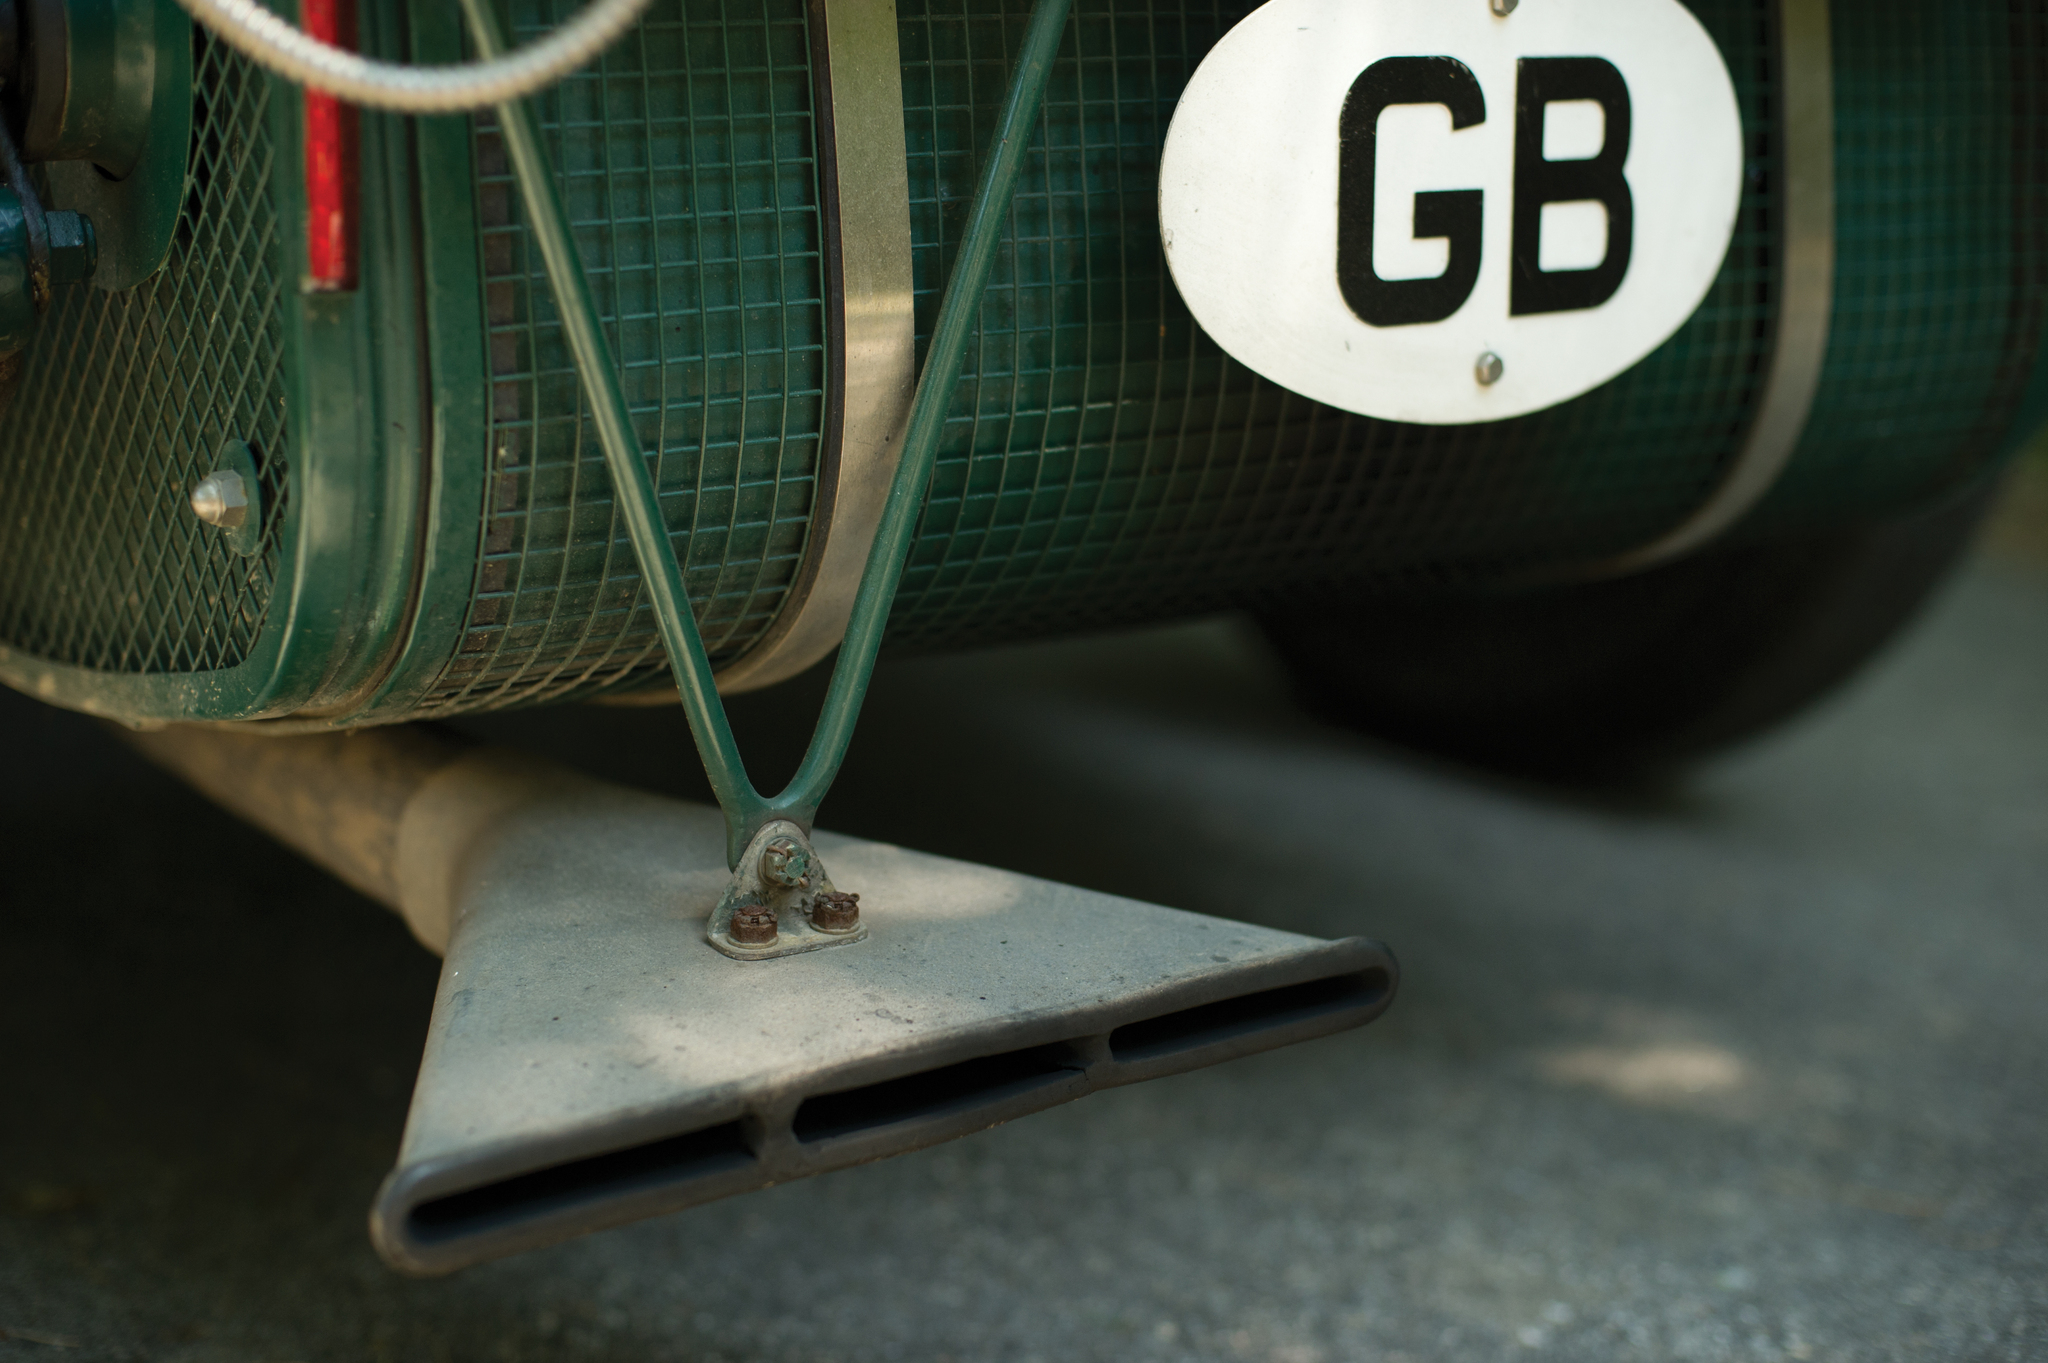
[[1489, 0, 1518, 15], [760, 835, 811, 889], [1475, 351, 1505, 386]]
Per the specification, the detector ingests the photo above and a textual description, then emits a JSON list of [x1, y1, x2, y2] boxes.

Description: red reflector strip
[[302, 0, 359, 292]]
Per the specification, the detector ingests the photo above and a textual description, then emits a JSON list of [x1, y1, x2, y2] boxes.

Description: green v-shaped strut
[[458, 0, 1075, 869]]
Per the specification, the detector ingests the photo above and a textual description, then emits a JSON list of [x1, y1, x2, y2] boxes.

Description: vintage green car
[[0, 0, 2039, 1272]]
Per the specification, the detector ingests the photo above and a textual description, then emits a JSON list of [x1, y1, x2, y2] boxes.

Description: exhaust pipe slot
[[403, 969, 1393, 1251], [126, 726, 1402, 1272], [1108, 968, 1393, 1063], [793, 1043, 1088, 1144], [406, 1121, 755, 1244]]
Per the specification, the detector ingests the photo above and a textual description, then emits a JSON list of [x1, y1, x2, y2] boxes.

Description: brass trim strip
[[1601, 0, 1833, 574], [710, 0, 916, 694]]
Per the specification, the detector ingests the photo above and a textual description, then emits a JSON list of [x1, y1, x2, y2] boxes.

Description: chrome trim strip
[[712, 0, 916, 694], [1601, 0, 1833, 575]]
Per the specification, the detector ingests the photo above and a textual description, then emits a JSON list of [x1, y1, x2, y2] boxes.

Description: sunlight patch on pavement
[[1537, 1043, 1748, 1106]]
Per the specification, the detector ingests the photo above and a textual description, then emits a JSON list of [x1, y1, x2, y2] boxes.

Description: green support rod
[[775, 0, 1074, 831], [457, 0, 763, 851], [461, 0, 1073, 865]]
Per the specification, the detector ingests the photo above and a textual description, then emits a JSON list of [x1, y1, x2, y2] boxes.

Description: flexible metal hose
[[171, 0, 654, 112]]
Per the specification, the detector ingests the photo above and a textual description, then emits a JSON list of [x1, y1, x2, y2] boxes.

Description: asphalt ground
[[3, 513, 2045, 1362]]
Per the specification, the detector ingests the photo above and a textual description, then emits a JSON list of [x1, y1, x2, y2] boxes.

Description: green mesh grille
[[416, 0, 827, 715], [401, 0, 2045, 711], [881, 0, 1780, 651], [874, 0, 2046, 653], [1755, 0, 2048, 525], [3, 0, 2039, 723], [0, 30, 287, 674]]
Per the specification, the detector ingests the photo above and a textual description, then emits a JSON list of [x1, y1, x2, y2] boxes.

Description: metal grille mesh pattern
[[0, 31, 287, 675], [408, 0, 2045, 710], [881, 0, 1779, 651], [417, 0, 827, 714], [1757, 1, 2048, 525], [13, 0, 2036, 722]]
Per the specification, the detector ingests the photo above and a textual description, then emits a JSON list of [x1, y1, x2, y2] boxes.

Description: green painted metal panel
[[1, 0, 2043, 727], [0, 29, 293, 685], [880, 0, 1775, 652], [1755, 0, 2048, 525], [410, 0, 831, 719], [880, 0, 2044, 656], [0, 2, 438, 724]]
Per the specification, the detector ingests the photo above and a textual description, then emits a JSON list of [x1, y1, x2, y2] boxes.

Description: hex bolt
[[1474, 351, 1505, 386], [759, 835, 811, 890], [729, 900, 778, 947], [810, 890, 861, 933], [1489, 0, 1517, 14], [44, 211, 96, 285], [190, 470, 250, 528]]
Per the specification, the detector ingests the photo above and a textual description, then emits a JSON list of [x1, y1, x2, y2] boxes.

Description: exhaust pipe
[[128, 724, 1397, 1275]]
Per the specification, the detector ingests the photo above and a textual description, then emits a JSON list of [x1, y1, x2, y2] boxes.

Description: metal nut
[[810, 890, 860, 933], [729, 901, 778, 946], [44, 211, 96, 286], [1474, 351, 1505, 386], [190, 470, 250, 528], [759, 835, 810, 889]]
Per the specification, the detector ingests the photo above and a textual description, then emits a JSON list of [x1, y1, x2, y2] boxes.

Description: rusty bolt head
[[728, 901, 778, 946], [759, 835, 811, 889], [810, 890, 860, 933]]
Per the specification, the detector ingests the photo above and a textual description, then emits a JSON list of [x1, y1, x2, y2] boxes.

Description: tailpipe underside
[[125, 725, 1397, 1275]]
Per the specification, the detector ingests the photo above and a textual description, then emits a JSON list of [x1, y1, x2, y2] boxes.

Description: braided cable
[[171, 0, 653, 111]]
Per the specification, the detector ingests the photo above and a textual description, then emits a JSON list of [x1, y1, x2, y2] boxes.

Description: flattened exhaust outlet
[[127, 726, 1397, 1275], [380, 953, 1391, 1273]]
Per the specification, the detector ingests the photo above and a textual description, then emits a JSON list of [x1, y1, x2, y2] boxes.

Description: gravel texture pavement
[[3, 548, 2044, 1363]]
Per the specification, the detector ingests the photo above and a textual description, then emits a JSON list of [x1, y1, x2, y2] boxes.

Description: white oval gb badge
[[1159, 0, 1744, 425]]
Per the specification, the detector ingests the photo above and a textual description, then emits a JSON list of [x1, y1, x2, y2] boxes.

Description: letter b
[[1510, 57, 1634, 316]]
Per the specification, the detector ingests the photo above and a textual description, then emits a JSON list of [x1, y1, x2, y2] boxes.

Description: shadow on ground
[[4, 553, 2046, 1362]]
